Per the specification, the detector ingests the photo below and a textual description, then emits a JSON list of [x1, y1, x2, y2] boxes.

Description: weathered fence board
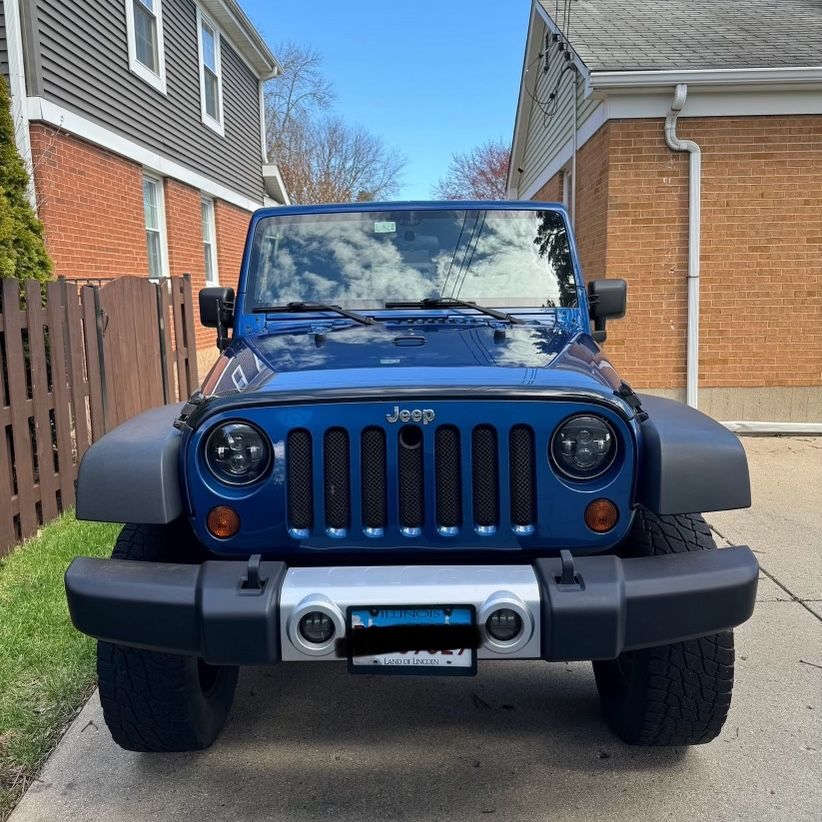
[[0, 274, 200, 555]]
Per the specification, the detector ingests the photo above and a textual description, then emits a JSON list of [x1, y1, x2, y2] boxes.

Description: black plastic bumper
[[65, 546, 758, 665]]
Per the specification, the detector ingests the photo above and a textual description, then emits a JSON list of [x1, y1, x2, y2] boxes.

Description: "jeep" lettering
[[385, 406, 435, 425]]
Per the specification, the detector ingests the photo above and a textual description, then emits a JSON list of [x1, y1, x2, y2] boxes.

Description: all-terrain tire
[[96, 521, 239, 752], [593, 510, 735, 746]]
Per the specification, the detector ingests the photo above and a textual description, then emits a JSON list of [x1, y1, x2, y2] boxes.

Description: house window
[[197, 7, 224, 134], [202, 198, 219, 285], [125, 0, 167, 94], [143, 175, 167, 280]]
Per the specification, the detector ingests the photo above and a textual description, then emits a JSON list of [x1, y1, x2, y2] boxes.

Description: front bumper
[[65, 547, 758, 666]]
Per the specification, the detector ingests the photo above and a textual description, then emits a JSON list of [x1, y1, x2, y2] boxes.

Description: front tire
[[96, 521, 239, 752], [593, 510, 735, 746]]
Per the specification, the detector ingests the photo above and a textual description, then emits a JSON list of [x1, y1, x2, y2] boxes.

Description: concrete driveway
[[11, 438, 822, 822]]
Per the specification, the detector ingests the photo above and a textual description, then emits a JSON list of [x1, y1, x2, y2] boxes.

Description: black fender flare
[[637, 394, 751, 515], [76, 404, 184, 524]]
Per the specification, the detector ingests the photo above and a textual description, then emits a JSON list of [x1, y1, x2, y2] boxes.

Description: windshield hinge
[[615, 381, 648, 422], [174, 391, 207, 430]]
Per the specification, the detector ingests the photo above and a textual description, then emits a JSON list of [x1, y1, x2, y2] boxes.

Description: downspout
[[570, 67, 579, 227], [664, 83, 700, 409]]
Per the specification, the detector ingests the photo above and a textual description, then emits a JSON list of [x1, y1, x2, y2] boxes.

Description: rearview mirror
[[587, 279, 626, 343], [199, 287, 235, 351]]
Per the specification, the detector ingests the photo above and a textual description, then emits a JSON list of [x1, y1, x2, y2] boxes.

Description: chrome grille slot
[[286, 430, 313, 535], [509, 425, 536, 534], [397, 425, 424, 535], [361, 427, 387, 535], [435, 426, 462, 534], [323, 428, 350, 535], [472, 425, 499, 532]]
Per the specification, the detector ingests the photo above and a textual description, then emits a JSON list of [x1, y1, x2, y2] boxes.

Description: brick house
[[0, 0, 287, 366], [507, 0, 822, 423]]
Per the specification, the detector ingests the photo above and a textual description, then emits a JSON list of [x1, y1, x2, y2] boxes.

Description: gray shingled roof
[[538, 0, 822, 72]]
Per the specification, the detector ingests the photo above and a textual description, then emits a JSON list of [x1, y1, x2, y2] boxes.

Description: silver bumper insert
[[279, 565, 541, 661]]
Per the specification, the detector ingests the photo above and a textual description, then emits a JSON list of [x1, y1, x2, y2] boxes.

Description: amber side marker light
[[207, 506, 240, 538], [584, 499, 619, 533]]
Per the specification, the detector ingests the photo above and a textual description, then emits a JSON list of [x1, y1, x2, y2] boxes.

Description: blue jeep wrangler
[[66, 201, 758, 752]]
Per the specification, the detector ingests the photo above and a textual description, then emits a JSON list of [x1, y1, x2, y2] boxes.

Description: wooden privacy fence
[[0, 275, 199, 555]]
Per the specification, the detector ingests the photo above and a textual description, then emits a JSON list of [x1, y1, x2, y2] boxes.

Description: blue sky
[[242, 0, 532, 199]]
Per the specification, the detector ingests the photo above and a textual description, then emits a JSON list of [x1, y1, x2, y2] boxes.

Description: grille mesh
[[361, 427, 387, 529], [324, 428, 350, 529], [509, 426, 536, 526], [435, 426, 461, 528], [286, 420, 537, 537], [397, 427, 424, 528], [286, 429, 313, 530], [472, 425, 499, 527]]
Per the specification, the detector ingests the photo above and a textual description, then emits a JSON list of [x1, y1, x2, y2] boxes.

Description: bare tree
[[433, 139, 511, 200], [265, 44, 405, 204], [265, 42, 335, 161], [283, 116, 405, 204]]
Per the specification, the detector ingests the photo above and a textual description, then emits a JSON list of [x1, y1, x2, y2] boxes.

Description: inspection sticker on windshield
[[348, 606, 477, 676], [373, 221, 396, 234]]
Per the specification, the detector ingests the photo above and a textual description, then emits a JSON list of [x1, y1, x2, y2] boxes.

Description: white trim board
[[4, 0, 36, 208], [514, 85, 822, 200], [27, 97, 263, 213]]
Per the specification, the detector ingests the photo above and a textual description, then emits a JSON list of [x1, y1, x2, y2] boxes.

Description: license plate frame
[[347, 604, 478, 676]]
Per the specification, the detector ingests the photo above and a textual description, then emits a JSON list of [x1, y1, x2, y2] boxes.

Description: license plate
[[347, 605, 477, 676]]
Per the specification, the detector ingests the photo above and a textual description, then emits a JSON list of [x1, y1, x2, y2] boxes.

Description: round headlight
[[205, 422, 271, 485], [550, 414, 617, 480]]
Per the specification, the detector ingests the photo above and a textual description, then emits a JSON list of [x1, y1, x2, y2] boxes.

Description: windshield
[[246, 209, 578, 311]]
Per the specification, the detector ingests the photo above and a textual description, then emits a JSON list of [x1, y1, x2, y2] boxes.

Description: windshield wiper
[[254, 301, 376, 326], [384, 297, 526, 325]]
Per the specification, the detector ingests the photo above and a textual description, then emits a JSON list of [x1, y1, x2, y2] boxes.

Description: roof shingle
[[538, 0, 822, 72]]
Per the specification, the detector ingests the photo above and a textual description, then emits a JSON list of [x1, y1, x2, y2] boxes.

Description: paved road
[[11, 438, 822, 822]]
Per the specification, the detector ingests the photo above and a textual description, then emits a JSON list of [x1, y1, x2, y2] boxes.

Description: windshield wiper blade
[[384, 297, 526, 325], [254, 301, 376, 326]]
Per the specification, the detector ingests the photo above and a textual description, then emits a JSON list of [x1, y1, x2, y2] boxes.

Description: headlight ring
[[549, 414, 618, 481], [204, 421, 272, 486]]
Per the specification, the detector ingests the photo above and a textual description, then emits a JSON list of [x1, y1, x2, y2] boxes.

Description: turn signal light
[[207, 506, 240, 538], [584, 499, 619, 533]]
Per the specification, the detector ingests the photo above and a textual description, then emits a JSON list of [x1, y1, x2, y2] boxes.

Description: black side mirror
[[588, 279, 626, 343], [199, 287, 235, 351]]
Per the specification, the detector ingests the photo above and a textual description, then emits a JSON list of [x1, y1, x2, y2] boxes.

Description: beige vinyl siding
[[518, 20, 598, 197], [31, 0, 264, 202]]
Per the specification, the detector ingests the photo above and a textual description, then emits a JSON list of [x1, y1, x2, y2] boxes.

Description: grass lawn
[[0, 512, 120, 821]]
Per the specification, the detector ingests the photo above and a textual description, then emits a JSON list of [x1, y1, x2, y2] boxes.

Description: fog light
[[207, 506, 240, 538], [486, 608, 523, 642], [299, 611, 335, 644], [584, 499, 619, 533]]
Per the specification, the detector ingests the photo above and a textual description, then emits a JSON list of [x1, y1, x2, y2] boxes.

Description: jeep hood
[[201, 321, 622, 400]]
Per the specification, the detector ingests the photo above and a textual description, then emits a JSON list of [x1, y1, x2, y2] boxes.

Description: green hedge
[[0, 76, 52, 284]]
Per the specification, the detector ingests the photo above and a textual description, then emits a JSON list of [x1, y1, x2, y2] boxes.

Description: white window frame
[[196, 6, 225, 136], [143, 173, 170, 281], [201, 196, 219, 286], [124, 0, 167, 94]]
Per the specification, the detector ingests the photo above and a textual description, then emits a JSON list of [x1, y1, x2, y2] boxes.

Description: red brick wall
[[532, 114, 822, 391], [30, 125, 148, 277], [214, 199, 252, 292]]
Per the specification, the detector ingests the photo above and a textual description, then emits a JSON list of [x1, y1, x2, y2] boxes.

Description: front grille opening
[[398, 425, 424, 528], [286, 429, 313, 531], [324, 428, 350, 530], [361, 427, 387, 530], [509, 425, 536, 527], [472, 425, 499, 528], [435, 426, 461, 529]]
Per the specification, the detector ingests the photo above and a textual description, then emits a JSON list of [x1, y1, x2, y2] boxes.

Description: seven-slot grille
[[285, 423, 536, 539]]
